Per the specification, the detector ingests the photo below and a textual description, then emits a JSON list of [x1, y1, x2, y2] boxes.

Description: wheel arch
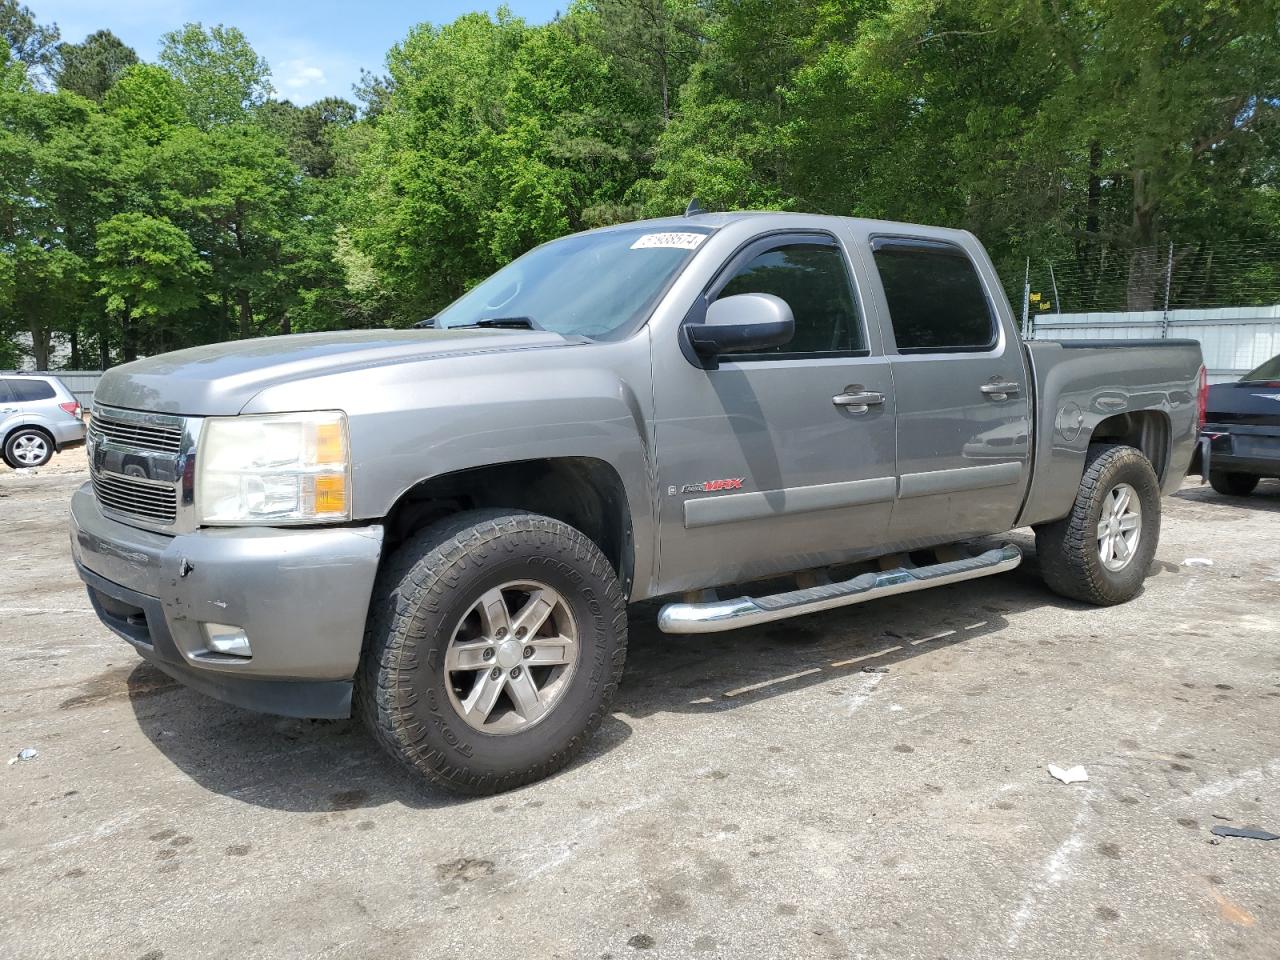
[[1086, 410, 1171, 483], [381, 457, 635, 593]]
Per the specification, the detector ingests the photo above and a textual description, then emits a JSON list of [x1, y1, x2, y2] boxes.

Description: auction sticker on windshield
[[630, 232, 708, 250]]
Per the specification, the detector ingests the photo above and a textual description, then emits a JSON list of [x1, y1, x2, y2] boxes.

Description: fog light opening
[[203, 623, 252, 658]]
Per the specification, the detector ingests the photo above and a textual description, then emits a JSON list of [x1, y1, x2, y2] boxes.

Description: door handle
[[980, 381, 1020, 401], [832, 391, 885, 411]]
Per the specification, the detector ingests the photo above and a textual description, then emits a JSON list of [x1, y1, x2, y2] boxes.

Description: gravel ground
[[1, 447, 1278, 960]]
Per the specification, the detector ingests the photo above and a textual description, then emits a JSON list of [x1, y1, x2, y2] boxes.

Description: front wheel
[[357, 510, 628, 794], [1209, 471, 1259, 497], [1035, 444, 1161, 606]]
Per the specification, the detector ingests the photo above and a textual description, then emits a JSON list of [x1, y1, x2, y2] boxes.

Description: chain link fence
[[1012, 238, 1280, 319]]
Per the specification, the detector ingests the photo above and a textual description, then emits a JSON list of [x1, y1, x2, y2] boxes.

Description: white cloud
[[280, 58, 327, 92]]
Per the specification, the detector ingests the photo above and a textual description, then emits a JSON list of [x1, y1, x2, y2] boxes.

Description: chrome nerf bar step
[[657, 544, 1023, 635]]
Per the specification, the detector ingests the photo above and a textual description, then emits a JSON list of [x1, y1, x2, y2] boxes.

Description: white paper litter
[[630, 232, 707, 251], [1047, 764, 1089, 784], [9, 747, 38, 765], [1183, 558, 1214, 567]]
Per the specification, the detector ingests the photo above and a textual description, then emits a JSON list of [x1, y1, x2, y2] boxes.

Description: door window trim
[[679, 230, 872, 366], [869, 235, 1000, 356]]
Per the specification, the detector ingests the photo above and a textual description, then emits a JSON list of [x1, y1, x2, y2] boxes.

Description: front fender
[[241, 337, 658, 593]]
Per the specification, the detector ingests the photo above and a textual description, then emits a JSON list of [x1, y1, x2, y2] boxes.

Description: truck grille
[[89, 412, 183, 453], [87, 405, 193, 530], [90, 469, 178, 524]]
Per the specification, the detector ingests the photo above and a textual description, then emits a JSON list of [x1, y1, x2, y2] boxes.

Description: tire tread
[[1035, 444, 1160, 606], [357, 509, 627, 795]]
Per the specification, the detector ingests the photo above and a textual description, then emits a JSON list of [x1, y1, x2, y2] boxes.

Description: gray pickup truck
[[71, 212, 1204, 793]]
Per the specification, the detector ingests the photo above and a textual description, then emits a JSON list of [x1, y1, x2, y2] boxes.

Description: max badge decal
[[669, 477, 745, 496]]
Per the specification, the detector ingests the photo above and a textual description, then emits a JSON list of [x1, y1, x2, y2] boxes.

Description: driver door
[[651, 232, 898, 594]]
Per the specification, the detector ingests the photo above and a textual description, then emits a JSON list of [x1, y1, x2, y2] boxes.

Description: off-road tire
[[1209, 471, 1259, 497], [3, 427, 54, 468], [357, 510, 628, 794], [1035, 444, 1161, 606]]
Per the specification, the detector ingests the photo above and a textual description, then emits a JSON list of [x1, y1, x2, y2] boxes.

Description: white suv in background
[[0, 375, 87, 468]]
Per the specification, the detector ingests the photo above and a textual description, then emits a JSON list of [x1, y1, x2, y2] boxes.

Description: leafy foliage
[[54, 29, 137, 101], [1, 0, 1277, 368]]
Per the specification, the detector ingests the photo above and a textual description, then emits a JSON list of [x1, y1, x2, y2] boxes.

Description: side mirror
[[685, 293, 795, 368]]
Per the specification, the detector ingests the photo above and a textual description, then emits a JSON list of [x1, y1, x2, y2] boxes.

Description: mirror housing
[[685, 293, 795, 368]]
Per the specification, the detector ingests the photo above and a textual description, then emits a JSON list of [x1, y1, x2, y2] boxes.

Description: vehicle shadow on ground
[[1173, 479, 1280, 514], [125, 665, 635, 813], [614, 534, 1107, 719], [125, 533, 1112, 812]]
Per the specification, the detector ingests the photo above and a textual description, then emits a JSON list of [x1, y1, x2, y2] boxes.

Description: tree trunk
[[237, 289, 252, 339], [121, 309, 138, 363], [1085, 141, 1102, 239], [29, 323, 50, 370], [222, 290, 232, 341], [99, 333, 111, 370], [1125, 169, 1161, 310]]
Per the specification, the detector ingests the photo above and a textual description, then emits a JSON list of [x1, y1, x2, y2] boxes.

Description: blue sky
[[31, 1, 568, 104]]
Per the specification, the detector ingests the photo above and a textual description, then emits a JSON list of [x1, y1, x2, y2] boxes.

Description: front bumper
[[70, 483, 384, 718]]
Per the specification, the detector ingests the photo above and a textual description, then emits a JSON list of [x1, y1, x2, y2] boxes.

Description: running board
[[657, 544, 1022, 635]]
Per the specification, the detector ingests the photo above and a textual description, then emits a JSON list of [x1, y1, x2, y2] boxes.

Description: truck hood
[[92, 328, 575, 416], [1205, 379, 1280, 427]]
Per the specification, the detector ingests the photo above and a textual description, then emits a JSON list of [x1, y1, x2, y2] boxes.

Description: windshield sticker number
[[630, 232, 707, 251]]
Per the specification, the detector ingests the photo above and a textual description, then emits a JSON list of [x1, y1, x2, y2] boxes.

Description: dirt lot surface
[[1, 446, 1278, 959]]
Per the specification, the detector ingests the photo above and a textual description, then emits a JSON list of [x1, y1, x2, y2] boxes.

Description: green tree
[[102, 64, 190, 144], [153, 122, 302, 338], [586, 0, 705, 123], [357, 9, 658, 316], [0, 0, 58, 85], [158, 23, 272, 128], [54, 29, 138, 101], [259, 96, 358, 177], [0, 53, 123, 368], [94, 213, 208, 361]]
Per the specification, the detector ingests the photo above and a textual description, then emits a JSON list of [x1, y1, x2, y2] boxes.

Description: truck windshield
[[433, 226, 712, 339]]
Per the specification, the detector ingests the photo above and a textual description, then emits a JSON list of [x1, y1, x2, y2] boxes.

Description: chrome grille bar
[[91, 471, 178, 524], [89, 413, 183, 454]]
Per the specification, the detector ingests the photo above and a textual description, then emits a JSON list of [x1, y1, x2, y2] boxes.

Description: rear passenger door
[[865, 236, 1032, 541]]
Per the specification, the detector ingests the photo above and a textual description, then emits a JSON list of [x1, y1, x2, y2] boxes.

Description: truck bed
[[1017, 338, 1203, 528]]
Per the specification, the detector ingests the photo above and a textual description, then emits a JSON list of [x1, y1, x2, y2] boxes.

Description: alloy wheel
[[444, 581, 580, 734]]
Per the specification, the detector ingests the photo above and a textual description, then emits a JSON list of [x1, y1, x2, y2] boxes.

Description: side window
[[9, 379, 56, 402], [715, 242, 865, 356], [0, 380, 14, 403], [873, 242, 996, 353]]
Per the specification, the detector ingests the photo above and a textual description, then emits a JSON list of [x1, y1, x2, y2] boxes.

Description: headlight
[[196, 412, 351, 525]]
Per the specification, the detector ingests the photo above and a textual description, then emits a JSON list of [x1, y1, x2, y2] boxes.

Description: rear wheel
[[1209, 471, 1259, 497], [3, 428, 53, 468], [1035, 444, 1161, 605], [357, 510, 627, 794]]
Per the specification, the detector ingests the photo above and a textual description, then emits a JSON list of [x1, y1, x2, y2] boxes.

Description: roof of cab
[[591, 210, 972, 242]]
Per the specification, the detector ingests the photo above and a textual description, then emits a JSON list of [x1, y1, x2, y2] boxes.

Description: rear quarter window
[[8, 379, 57, 402]]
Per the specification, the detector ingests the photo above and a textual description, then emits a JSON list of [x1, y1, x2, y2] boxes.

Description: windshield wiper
[[450, 316, 542, 330], [412, 317, 437, 329]]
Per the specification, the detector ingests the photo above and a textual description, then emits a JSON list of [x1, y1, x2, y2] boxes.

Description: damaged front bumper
[[69, 483, 383, 719]]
